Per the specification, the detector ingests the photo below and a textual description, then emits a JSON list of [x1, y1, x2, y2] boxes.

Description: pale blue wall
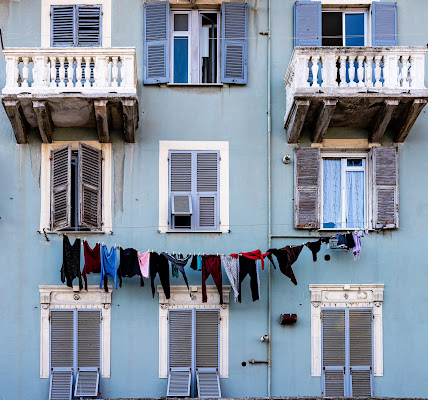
[[0, 0, 428, 399]]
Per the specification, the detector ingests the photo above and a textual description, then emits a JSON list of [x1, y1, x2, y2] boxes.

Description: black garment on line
[[238, 256, 259, 303], [190, 255, 198, 271], [150, 252, 170, 299], [267, 245, 304, 285], [117, 248, 144, 287], [305, 239, 322, 262], [61, 236, 83, 290], [161, 253, 191, 294]]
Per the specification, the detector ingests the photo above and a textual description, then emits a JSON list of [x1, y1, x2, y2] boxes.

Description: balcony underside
[[284, 91, 428, 144], [1, 93, 139, 144]]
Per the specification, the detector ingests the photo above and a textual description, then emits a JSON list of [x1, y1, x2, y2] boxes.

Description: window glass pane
[[323, 159, 342, 229], [174, 14, 188, 31], [201, 13, 218, 83], [174, 37, 189, 83], [322, 12, 343, 46], [346, 170, 365, 229], [347, 159, 363, 167], [345, 13, 365, 46]]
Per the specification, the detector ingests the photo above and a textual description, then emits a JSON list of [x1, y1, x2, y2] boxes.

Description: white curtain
[[346, 171, 365, 228], [323, 159, 341, 228]]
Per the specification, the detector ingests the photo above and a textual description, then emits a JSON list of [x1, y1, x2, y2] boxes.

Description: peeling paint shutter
[[196, 310, 219, 368], [77, 5, 102, 47], [372, 147, 399, 229], [372, 2, 397, 46], [221, 2, 248, 84], [78, 143, 102, 230], [51, 5, 76, 47], [294, 147, 320, 229], [322, 309, 346, 396], [51, 145, 72, 231], [294, 1, 322, 47], [144, 1, 170, 84], [49, 368, 73, 400], [349, 309, 373, 397]]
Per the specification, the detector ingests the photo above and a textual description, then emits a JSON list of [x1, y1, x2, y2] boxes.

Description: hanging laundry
[[117, 248, 143, 287], [305, 239, 322, 262], [137, 250, 150, 278], [221, 254, 239, 302], [337, 233, 356, 250], [231, 249, 270, 270], [82, 241, 101, 290], [197, 255, 202, 271], [190, 255, 198, 271], [150, 252, 170, 299], [238, 255, 260, 302], [100, 245, 118, 292], [352, 231, 362, 261], [161, 253, 191, 294], [267, 245, 303, 285], [202, 255, 223, 304], [61, 236, 83, 290], [172, 265, 179, 278]]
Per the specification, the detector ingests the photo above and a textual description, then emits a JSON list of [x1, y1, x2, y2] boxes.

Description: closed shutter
[[51, 5, 75, 47], [144, 1, 170, 84], [51, 145, 71, 231], [77, 310, 101, 368], [170, 152, 193, 224], [221, 2, 248, 84], [77, 5, 102, 47], [372, 2, 397, 46], [372, 147, 399, 229], [294, 147, 320, 229], [49, 368, 73, 400], [294, 1, 322, 47], [51, 310, 74, 368], [322, 309, 346, 397], [78, 143, 102, 230], [196, 310, 219, 368], [349, 309, 373, 397]]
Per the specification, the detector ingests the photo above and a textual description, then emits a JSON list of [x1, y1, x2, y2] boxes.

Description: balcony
[[284, 46, 428, 144], [1, 47, 138, 144]]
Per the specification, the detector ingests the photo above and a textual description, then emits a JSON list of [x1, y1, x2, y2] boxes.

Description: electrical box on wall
[[280, 314, 297, 325]]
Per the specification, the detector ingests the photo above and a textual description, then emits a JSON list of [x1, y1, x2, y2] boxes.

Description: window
[[143, 1, 248, 85], [322, 10, 368, 46], [159, 141, 229, 233]]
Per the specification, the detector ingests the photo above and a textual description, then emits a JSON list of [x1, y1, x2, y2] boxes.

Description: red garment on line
[[202, 255, 223, 304], [230, 249, 270, 270], [82, 241, 101, 290]]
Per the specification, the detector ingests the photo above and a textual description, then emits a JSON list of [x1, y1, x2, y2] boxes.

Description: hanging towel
[[100, 245, 118, 292], [137, 250, 150, 278], [117, 248, 143, 287], [267, 245, 304, 285], [150, 252, 170, 299], [82, 241, 101, 290], [161, 253, 191, 294], [221, 255, 239, 302], [61, 236, 83, 290], [202, 255, 223, 304], [230, 249, 270, 270]]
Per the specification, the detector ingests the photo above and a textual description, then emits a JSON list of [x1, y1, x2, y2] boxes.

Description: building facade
[[0, 0, 428, 399]]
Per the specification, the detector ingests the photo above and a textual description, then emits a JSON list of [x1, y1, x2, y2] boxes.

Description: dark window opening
[[322, 12, 343, 46], [201, 13, 218, 83], [173, 215, 192, 229]]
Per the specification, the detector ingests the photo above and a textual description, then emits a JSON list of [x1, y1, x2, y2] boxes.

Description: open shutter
[[51, 145, 71, 231], [349, 309, 373, 397], [294, 1, 322, 47], [49, 368, 73, 400], [77, 5, 102, 47], [372, 2, 397, 46], [322, 309, 346, 396], [221, 2, 248, 84], [78, 143, 102, 230], [197, 368, 221, 398], [144, 1, 169, 84], [372, 147, 399, 229], [51, 5, 75, 47], [294, 147, 320, 229]]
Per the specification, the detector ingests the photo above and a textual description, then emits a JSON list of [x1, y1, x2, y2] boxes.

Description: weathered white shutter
[[294, 1, 322, 47], [170, 152, 193, 225], [51, 145, 71, 231], [294, 147, 320, 229], [49, 368, 73, 400], [77, 5, 102, 47], [78, 143, 102, 230], [322, 309, 346, 397], [51, 5, 75, 47], [349, 309, 373, 397], [144, 1, 170, 84], [221, 2, 248, 84], [372, 2, 397, 46], [372, 147, 399, 229]]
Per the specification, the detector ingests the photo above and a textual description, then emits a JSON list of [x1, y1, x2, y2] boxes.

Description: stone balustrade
[[3, 47, 137, 95]]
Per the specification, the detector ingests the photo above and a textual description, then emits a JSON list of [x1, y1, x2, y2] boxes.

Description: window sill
[[164, 230, 224, 234], [165, 83, 228, 88], [318, 228, 370, 232], [40, 230, 106, 235]]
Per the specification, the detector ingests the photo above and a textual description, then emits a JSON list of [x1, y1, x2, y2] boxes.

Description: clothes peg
[[102, 241, 104, 246], [217, 252, 219, 256]]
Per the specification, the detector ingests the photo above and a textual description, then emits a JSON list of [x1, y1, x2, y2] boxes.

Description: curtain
[[323, 159, 341, 228], [346, 171, 365, 228]]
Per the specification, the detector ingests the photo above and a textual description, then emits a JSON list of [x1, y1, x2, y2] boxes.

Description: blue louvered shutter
[[294, 1, 321, 47], [221, 2, 248, 84], [144, 1, 170, 84], [196, 152, 219, 231], [49, 368, 73, 400], [322, 309, 346, 397], [77, 5, 102, 47], [51, 5, 76, 47], [372, 2, 397, 46]]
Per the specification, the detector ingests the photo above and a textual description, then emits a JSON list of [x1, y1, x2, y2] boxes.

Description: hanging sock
[[305, 239, 322, 262], [221, 255, 239, 302], [100, 245, 118, 292], [202, 255, 223, 304], [117, 248, 143, 287], [267, 245, 304, 285], [161, 253, 191, 294], [238, 256, 260, 302], [137, 250, 150, 279], [61, 236, 83, 290], [150, 252, 170, 299], [230, 249, 270, 270], [82, 241, 101, 291]]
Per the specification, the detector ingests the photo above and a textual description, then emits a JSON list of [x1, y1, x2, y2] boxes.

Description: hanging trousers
[[150, 252, 170, 299], [238, 256, 260, 302], [202, 255, 223, 304]]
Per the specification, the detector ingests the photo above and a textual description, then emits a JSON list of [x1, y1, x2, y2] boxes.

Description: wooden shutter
[[294, 147, 320, 229], [51, 5, 76, 47], [372, 147, 399, 229], [197, 368, 221, 398], [221, 2, 248, 84], [78, 143, 102, 230], [196, 310, 219, 369], [349, 309, 373, 397], [77, 5, 102, 47], [144, 1, 169, 84], [322, 309, 346, 397], [294, 1, 322, 47], [51, 145, 71, 231], [49, 368, 73, 400], [196, 152, 219, 230], [372, 2, 397, 46]]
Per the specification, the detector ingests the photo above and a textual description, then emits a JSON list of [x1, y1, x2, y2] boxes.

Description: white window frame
[[309, 284, 384, 377], [39, 285, 112, 379], [40, 141, 112, 234], [320, 152, 370, 230], [158, 285, 230, 379], [41, 0, 111, 47], [159, 141, 229, 233]]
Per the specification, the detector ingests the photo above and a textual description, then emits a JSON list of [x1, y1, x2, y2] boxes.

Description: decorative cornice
[[39, 285, 113, 307]]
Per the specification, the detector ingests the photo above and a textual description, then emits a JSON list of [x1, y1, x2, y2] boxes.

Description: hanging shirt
[[61, 236, 83, 290], [82, 241, 101, 290], [267, 245, 304, 285], [221, 255, 239, 302], [137, 250, 150, 278], [117, 248, 143, 287], [100, 245, 118, 291]]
